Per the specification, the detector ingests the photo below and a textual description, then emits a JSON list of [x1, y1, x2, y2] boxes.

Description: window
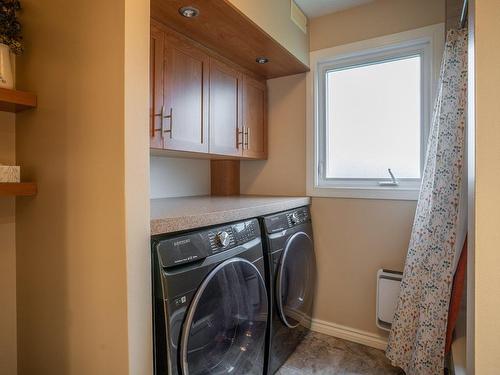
[[325, 56, 421, 180], [308, 25, 444, 200]]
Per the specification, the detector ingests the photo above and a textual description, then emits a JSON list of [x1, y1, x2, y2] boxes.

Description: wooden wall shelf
[[0, 182, 37, 196], [151, 0, 310, 79], [0, 88, 37, 113]]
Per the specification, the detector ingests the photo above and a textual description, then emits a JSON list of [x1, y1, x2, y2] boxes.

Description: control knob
[[215, 231, 230, 247], [290, 212, 300, 225]]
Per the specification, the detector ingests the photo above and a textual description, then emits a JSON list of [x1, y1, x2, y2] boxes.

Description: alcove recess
[[211, 160, 240, 196]]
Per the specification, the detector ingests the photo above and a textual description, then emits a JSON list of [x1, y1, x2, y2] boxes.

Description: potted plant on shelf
[[0, 0, 23, 89]]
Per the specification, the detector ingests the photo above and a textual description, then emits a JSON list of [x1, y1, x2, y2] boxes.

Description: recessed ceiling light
[[179, 6, 200, 18], [256, 57, 269, 64]]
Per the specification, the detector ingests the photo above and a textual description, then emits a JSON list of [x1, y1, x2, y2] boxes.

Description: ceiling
[[294, 0, 374, 18]]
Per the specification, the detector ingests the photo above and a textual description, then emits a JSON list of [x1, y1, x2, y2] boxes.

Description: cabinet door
[[242, 76, 267, 159], [150, 26, 164, 149], [209, 59, 243, 157], [163, 32, 209, 153]]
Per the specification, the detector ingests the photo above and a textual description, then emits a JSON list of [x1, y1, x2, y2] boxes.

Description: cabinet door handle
[[152, 106, 164, 138], [237, 127, 244, 149], [244, 127, 250, 150], [162, 107, 173, 139]]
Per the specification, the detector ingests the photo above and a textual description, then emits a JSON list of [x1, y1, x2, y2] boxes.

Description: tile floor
[[277, 331, 404, 375]]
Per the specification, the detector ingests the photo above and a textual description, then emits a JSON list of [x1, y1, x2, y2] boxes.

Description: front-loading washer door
[[180, 258, 268, 375], [276, 231, 316, 328]]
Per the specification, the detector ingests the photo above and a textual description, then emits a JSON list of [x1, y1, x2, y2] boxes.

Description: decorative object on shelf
[[0, 163, 20, 182], [0, 0, 23, 89], [0, 42, 13, 88]]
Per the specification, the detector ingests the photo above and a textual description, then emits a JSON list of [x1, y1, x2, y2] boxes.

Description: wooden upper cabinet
[[150, 23, 267, 160], [162, 30, 209, 153], [150, 25, 164, 149], [209, 58, 242, 157], [242, 76, 267, 159]]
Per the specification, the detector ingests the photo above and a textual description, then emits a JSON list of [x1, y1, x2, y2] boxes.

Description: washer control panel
[[208, 227, 236, 251], [286, 208, 309, 226], [264, 206, 311, 234], [208, 219, 259, 252], [156, 219, 261, 268], [231, 220, 259, 244], [214, 231, 231, 247]]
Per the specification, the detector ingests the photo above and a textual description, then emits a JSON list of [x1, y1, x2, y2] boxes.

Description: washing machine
[[151, 218, 268, 375], [260, 206, 316, 375]]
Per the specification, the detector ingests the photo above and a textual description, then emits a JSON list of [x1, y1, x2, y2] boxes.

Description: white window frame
[[306, 24, 445, 200]]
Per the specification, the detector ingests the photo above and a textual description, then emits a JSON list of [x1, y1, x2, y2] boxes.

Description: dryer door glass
[[277, 231, 316, 328], [180, 258, 268, 375]]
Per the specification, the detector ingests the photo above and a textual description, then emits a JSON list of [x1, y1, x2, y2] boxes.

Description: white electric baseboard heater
[[376, 269, 403, 331]]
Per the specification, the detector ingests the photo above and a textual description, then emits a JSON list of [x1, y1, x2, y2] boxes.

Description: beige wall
[[241, 74, 307, 196], [0, 111, 17, 375], [446, 0, 463, 31], [150, 157, 210, 199], [242, 0, 445, 338], [473, 0, 500, 372], [124, 0, 152, 373], [15, 0, 137, 373], [228, 0, 309, 65], [310, 0, 445, 51], [311, 198, 415, 332]]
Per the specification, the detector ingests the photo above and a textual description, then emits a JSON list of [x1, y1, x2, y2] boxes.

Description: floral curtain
[[386, 28, 468, 375]]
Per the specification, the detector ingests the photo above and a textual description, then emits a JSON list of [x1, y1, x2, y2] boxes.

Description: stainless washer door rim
[[179, 257, 268, 375], [276, 231, 314, 329]]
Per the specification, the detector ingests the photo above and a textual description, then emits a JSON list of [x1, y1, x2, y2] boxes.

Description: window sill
[[307, 186, 420, 201]]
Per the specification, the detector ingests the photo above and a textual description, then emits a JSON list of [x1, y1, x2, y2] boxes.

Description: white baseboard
[[310, 318, 388, 350]]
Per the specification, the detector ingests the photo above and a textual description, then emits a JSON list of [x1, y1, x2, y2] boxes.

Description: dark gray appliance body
[[152, 218, 268, 375], [260, 206, 316, 375]]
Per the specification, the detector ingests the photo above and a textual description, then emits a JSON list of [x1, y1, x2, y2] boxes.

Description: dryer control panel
[[156, 219, 260, 268], [264, 206, 310, 234]]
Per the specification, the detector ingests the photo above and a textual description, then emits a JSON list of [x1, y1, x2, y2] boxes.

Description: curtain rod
[[460, 0, 468, 28]]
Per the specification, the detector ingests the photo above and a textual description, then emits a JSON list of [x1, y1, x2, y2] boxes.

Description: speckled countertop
[[151, 195, 311, 235]]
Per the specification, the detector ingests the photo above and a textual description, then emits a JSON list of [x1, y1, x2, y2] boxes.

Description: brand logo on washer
[[174, 238, 191, 246]]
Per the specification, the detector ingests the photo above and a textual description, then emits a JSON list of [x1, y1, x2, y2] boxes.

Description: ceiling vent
[[290, 0, 307, 34]]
